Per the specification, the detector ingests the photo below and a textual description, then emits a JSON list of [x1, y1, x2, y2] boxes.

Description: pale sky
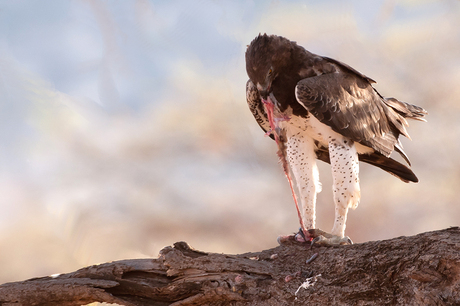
[[0, 0, 459, 284]]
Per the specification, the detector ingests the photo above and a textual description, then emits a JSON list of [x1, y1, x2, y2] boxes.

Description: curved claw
[[295, 227, 312, 243], [343, 236, 353, 245], [310, 236, 324, 247]]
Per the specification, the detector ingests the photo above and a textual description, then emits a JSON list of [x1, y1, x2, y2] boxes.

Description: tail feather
[[384, 97, 428, 122], [315, 147, 418, 183], [394, 140, 411, 166], [358, 153, 418, 183]]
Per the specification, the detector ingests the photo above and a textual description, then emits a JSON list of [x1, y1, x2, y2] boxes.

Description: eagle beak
[[256, 83, 270, 100], [260, 89, 269, 100]]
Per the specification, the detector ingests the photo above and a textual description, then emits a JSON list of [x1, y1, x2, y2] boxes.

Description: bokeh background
[[0, 0, 459, 285]]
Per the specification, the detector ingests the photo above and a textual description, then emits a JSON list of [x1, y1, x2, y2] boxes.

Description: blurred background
[[0, 0, 459, 285]]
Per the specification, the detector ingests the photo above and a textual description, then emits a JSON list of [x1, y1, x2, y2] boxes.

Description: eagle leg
[[284, 132, 320, 236], [328, 137, 360, 242]]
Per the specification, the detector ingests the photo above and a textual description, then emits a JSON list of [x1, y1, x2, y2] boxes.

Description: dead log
[[1, 227, 459, 305]]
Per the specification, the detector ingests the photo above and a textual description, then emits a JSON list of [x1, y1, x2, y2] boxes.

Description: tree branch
[[1, 227, 459, 305]]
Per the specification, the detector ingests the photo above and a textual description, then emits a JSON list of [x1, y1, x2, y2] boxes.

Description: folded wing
[[295, 59, 427, 159]]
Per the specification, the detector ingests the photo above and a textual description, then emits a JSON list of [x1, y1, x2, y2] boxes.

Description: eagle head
[[245, 34, 294, 100]]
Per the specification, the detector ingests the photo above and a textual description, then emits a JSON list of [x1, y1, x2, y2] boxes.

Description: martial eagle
[[245, 34, 427, 245]]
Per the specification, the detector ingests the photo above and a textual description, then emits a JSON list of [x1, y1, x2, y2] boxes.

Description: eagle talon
[[277, 228, 312, 245], [296, 227, 310, 243], [307, 228, 353, 247], [310, 236, 323, 247]]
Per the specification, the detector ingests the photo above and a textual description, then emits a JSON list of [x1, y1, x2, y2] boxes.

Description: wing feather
[[295, 58, 426, 159], [296, 70, 397, 156]]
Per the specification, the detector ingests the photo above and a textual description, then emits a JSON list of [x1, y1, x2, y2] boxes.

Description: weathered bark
[[1, 227, 459, 305]]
